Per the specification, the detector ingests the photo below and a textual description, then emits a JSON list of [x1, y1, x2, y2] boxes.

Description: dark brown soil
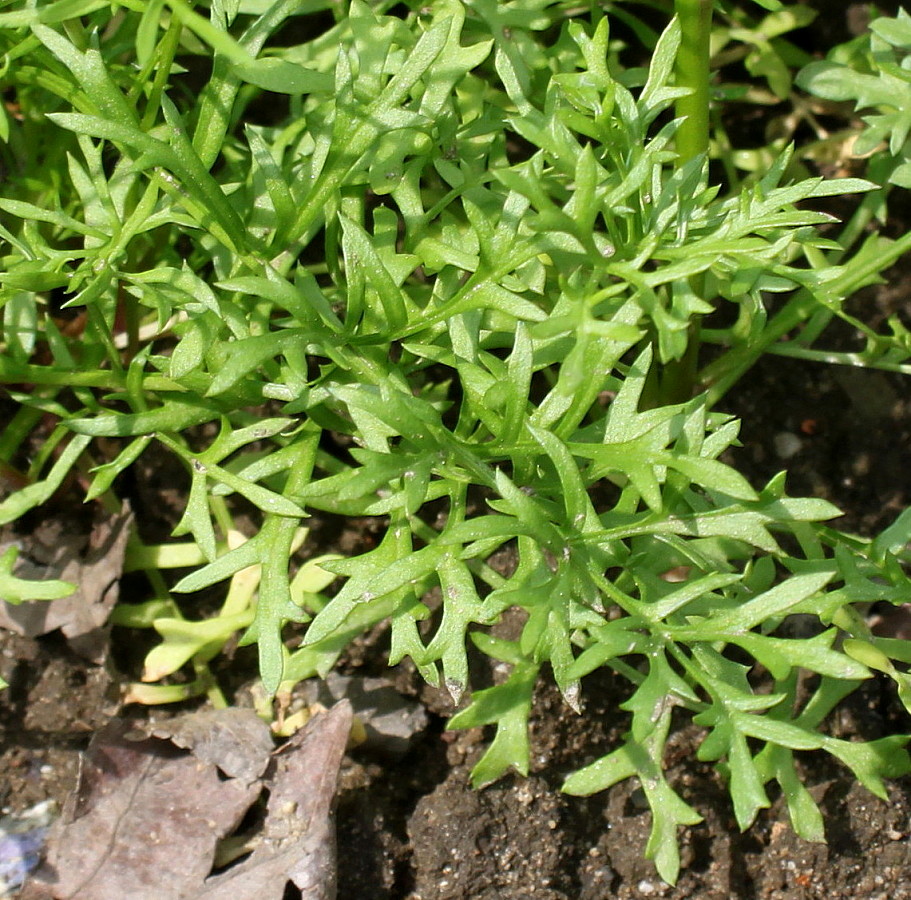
[[4, 614, 911, 899]]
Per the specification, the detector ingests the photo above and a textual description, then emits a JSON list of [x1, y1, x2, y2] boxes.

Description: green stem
[[674, 0, 713, 166], [643, 0, 713, 407], [701, 227, 911, 405], [136, 13, 184, 131]]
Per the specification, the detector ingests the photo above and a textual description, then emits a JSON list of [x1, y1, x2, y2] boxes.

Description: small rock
[[305, 672, 427, 758], [0, 801, 55, 897], [773, 432, 803, 459]]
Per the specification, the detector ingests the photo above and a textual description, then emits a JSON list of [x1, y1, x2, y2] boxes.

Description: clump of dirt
[[0, 632, 117, 814], [327, 664, 911, 900]]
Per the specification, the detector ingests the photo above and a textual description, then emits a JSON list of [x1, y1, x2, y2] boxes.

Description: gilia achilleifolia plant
[[1, 0, 911, 883]]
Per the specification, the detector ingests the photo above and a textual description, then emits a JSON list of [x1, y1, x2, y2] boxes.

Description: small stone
[[305, 671, 428, 758], [773, 432, 803, 459]]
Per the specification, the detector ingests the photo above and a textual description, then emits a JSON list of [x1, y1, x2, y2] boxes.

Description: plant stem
[[674, 0, 713, 166], [644, 0, 713, 407], [700, 227, 911, 404]]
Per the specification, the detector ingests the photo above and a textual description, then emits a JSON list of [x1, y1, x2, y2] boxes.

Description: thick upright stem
[[647, 0, 713, 406], [675, 0, 713, 165]]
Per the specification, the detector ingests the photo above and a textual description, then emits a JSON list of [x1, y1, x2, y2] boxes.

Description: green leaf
[[0, 0, 110, 27], [823, 735, 911, 798], [172, 465, 218, 562], [423, 554, 486, 702], [304, 537, 444, 647], [870, 9, 911, 48], [732, 712, 824, 752], [638, 17, 683, 119], [0, 199, 107, 239], [566, 621, 651, 679], [764, 745, 826, 843], [47, 109, 249, 252], [339, 214, 409, 330], [563, 743, 639, 796], [644, 776, 702, 884], [0, 547, 75, 603], [720, 631, 871, 681], [728, 730, 770, 830], [66, 397, 221, 436], [707, 571, 833, 632], [231, 58, 332, 94], [218, 271, 342, 332], [527, 424, 593, 528], [662, 454, 758, 501], [33, 24, 140, 125], [172, 535, 263, 593], [449, 659, 540, 787], [0, 434, 91, 527], [206, 330, 315, 396]]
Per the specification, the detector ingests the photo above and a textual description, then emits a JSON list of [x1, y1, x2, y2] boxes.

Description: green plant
[[2, 0, 911, 883]]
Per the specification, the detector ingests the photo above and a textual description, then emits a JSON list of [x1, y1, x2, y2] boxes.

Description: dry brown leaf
[[0, 505, 133, 661], [22, 702, 352, 900], [148, 707, 276, 782], [21, 716, 262, 899], [197, 699, 353, 899]]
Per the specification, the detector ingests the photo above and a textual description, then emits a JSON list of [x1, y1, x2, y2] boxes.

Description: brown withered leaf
[[0, 504, 132, 661], [22, 702, 352, 900], [197, 699, 352, 899], [148, 706, 276, 782], [20, 716, 262, 899]]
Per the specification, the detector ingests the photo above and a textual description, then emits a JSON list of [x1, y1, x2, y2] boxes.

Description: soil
[[4, 2, 911, 899]]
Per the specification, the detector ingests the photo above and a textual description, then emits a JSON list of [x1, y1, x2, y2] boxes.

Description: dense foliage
[[2, 0, 911, 882]]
